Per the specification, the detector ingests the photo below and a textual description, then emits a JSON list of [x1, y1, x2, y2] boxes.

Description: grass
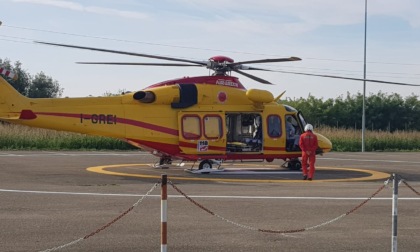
[[317, 126, 420, 152], [0, 123, 135, 150], [0, 124, 418, 152]]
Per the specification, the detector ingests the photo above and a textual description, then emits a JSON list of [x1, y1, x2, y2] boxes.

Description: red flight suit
[[299, 130, 318, 179]]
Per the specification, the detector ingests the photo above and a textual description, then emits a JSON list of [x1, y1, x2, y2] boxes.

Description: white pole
[[391, 174, 398, 252], [362, 0, 368, 152], [161, 174, 168, 252]]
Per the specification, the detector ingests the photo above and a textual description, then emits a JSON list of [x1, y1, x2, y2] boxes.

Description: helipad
[[87, 163, 390, 183]]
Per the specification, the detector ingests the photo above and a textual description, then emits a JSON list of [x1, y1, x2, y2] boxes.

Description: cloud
[[369, 0, 420, 28], [13, 0, 148, 19], [174, 0, 420, 33], [167, 1, 361, 37]]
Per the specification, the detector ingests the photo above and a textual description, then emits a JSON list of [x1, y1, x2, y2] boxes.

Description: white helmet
[[304, 124, 314, 132]]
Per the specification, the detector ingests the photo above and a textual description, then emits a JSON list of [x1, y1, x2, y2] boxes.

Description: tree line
[[283, 92, 420, 131], [1, 58, 62, 98]]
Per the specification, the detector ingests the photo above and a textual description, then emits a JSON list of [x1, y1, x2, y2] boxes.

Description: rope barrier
[[402, 180, 420, 196], [39, 182, 159, 252], [36, 174, 418, 251], [169, 179, 388, 234]]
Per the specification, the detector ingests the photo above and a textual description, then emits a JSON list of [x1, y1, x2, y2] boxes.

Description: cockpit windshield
[[298, 112, 307, 129]]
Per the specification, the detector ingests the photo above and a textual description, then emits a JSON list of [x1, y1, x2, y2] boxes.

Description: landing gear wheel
[[159, 157, 172, 166], [154, 157, 172, 168], [198, 160, 212, 170], [287, 158, 302, 170]]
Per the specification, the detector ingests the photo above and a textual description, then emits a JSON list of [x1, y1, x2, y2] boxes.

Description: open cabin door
[[178, 112, 226, 156], [225, 113, 263, 153]]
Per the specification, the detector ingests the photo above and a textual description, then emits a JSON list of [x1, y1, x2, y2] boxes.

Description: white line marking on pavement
[[1, 188, 419, 200], [318, 157, 420, 164], [1, 152, 417, 165]]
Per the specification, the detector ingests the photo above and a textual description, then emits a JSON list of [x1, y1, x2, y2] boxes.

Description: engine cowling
[[133, 85, 180, 104], [246, 89, 274, 103]]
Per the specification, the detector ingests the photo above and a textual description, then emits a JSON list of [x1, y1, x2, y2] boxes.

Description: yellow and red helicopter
[[0, 42, 417, 170]]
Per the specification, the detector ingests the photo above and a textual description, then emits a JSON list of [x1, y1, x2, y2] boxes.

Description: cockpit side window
[[285, 114, 301, 151], [267, 115, 281, 138]]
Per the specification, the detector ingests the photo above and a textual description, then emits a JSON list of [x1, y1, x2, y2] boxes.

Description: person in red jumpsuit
[[299, 124, 318, 181]]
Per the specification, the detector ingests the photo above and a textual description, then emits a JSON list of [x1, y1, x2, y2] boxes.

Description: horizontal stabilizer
[[0, 116, 21, 120], [0, 110, 37, 121]]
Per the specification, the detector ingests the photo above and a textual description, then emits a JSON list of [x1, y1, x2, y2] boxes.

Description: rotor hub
[[209, 56, 234, 63], [208, 56, 235, 75]]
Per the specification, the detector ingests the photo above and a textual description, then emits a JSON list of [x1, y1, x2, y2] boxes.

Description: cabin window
[[182, 115, 201, 139], [204, 115, 222, 139], [267, 115, 281, 138]]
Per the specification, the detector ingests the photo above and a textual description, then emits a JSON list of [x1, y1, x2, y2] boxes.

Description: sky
[[1, 0, 420, 99]]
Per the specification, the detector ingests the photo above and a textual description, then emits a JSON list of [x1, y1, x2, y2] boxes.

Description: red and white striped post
[[391, 173, 398, 252], [0, 66, 18, 80], [161, 174, 168, 252]]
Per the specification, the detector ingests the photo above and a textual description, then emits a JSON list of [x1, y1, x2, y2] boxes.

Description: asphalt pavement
[[0, 151, 419, 252]]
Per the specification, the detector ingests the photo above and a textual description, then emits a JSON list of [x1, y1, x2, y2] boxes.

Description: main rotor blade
[[274, 70, 420, 87], [237, 66, 274, 71], [35, 41, 207, 66], [232, 69, 273, 84], [77, 62, 203, 67], [232, 57, 301, 66]]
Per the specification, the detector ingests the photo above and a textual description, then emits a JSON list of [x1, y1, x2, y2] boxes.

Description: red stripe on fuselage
[[35, 112, 178, 136], [118, 118, 178, 136], [36, 112, 80, 118]]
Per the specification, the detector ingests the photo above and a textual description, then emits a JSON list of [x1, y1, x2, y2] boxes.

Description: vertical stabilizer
[[0, 76, 29, 120]]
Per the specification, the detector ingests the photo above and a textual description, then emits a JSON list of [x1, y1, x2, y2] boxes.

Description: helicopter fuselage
[[0, 75, 332, 164]]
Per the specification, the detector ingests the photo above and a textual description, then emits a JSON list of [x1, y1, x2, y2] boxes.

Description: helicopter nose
[[315, 133, 332, 153]]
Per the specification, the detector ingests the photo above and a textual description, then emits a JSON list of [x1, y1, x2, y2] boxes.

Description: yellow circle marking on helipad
[[87, 164, 390, 183]]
